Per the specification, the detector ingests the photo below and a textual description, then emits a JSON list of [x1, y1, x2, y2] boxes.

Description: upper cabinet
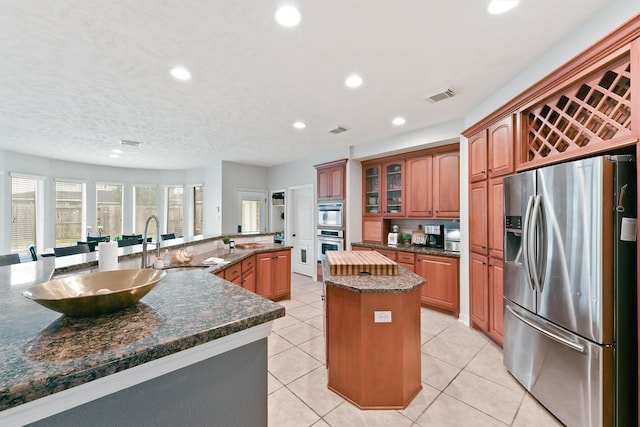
[[406, 155, 433, 217], [383, 160, 404, 217], [469, 116, 513, 182], [433, 151, 460, 218], [315, 159, 347, 200], [363, 164, 381, 215], [363, 145, 460, 222]]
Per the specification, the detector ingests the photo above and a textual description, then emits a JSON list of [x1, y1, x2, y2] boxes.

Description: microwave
[[318, 202, 344, 228]]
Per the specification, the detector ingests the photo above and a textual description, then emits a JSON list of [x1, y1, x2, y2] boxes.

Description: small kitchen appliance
[[444, 227, 460, 252], [387, 224, 400, 246], [411, 225, 426, 245], [424, 224, 444, 248]]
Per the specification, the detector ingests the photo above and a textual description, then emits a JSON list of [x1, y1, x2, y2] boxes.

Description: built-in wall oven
[[318, 202, 344, 228], [317, 228, 344, 261]]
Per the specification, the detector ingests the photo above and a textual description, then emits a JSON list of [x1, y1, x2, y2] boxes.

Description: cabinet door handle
[[488, 168, 493, 172]]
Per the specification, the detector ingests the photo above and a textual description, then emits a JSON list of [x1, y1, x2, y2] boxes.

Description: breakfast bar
[[0, 235, 286, 426], [323, 251, 425, 409]]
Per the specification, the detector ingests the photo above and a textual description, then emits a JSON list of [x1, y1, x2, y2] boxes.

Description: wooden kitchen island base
[[325, 267, 425, 409]]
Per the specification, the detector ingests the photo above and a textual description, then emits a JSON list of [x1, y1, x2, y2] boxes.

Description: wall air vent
[[329, 126, 349, 134], [426, 89, 456, 103], [120, 139, 143, 148]]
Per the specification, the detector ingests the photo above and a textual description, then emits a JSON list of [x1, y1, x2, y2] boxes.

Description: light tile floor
[[268, 273, 563, 427]]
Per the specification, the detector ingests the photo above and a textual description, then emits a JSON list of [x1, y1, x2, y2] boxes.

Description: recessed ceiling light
[[392, 117, 406, 126], [487, 0, 520, 14], [112, 149, 123, 154], [275, 5, 301, 27], [170, 66, 191, 81], [293, 121, 306, 129], [109, 154, 119, 158], [345, 74, 363, 88]]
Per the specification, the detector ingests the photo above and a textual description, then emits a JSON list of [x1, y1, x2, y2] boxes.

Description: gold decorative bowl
[[23, 269, 167, 317]]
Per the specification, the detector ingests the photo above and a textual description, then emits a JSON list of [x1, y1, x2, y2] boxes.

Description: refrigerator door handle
[[522, 195, 535, 291], [529, 195, 545, 292], [506, 305, 585, 353], [535, 196, 547, 292]]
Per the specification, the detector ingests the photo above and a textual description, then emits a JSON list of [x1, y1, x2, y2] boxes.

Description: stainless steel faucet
[[141, 215, 161, 268]]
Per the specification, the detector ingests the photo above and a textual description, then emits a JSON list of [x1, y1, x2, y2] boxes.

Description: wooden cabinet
[[224, 263, 242, 285], [364, 147, 459, 221], [406, 155, 433, 217], [470, 254, 503, 345], [363, 164, 381, 215], [469, 253, 489, 331], [415, 254, 459, 316], [373, 248, 397, 261], [433, 151, 460, 218], [256, 250, 291, 301], [362, 217, 386, 244], [487, 116, 514, 178], [316, 159, 347, 200], [469, 180, 487, 255], [241, 255, 256, 292], [469, 130, 488, 182], [397, 251, 415, 272], [488, 259, 504, 345], [469, 117, 513, 183], [467, 119, 510, 346], [383, 160, 404, 216], [488, 177, 504, 260], [363, 160, 405, 217]]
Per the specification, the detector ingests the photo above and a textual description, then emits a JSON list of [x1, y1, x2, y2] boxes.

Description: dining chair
[[28, 245, 38, 261], [54, 243, 91, 257], [77, 241, 99, 252], [0, 253, 21, 266], [160, 233, 176, 241], [117, 238, 139, 248]]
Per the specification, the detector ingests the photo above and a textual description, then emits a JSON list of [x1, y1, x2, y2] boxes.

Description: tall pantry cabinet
[[467, 115, 514, 346]]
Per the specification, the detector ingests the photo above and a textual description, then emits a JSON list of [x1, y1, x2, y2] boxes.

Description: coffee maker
[[424, 224, 444, 248]]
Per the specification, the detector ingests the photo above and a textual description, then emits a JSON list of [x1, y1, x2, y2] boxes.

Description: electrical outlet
[[374, 311, 392, 323]]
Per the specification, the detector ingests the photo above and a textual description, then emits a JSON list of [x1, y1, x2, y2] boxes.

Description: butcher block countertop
[[322, 255, 424, 294], [326, 250, 398, 276]]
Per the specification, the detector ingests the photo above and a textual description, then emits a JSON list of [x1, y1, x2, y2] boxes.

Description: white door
[[290, 185, 314, 276]]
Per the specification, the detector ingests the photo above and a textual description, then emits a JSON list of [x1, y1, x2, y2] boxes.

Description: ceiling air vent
[[120, 139, 143, 148], [329, 126, 349, 134], [426, 89, 456, 103]]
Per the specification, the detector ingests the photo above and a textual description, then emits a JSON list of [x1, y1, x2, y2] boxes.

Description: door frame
[[235, 190, 267, 233]]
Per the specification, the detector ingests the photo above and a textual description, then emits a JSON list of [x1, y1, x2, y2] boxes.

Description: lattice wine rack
[[524, 55, 632, 163]]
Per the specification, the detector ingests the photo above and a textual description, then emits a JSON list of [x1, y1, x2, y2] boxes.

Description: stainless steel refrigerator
[[503, 154, 637, 426]]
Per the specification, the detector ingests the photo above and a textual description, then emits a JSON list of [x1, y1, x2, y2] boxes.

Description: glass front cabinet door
[[384, 161, 404, 216], [364, 165, 380, 215]]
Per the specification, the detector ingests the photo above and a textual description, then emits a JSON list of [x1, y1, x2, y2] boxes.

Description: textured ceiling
[[0, 0, 614, 169]]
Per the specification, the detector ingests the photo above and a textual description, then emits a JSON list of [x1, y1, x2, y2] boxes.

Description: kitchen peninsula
[[0, 234, 287, 426], [323, 252, 425, 409]]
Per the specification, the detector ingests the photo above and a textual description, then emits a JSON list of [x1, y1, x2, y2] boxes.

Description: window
[[96, 184, 123, 238], [11, 176, 38, 252], [167, 186, 183, 237], [55, 181, 85, 247], [134, 185, 157, 240], [241, 200, 260, 233], [194, 185, 203, 235]]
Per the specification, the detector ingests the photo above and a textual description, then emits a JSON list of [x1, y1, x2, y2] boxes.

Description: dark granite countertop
[[0, 240, 288, 412], [322, 257, 425, 294], [351, 242, 460, 258]]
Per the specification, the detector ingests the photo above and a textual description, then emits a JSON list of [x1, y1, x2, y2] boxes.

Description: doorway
[[289, 185, 314, 277], [236, 190, 266, 233]]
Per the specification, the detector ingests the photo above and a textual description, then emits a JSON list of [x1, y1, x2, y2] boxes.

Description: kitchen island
[[0, 237, 286, 426], [323, 257, 425, 409]]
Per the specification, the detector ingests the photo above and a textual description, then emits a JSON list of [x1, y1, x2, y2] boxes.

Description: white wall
[[0, 149, 205, 254], [221, 161, 269, 233]]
